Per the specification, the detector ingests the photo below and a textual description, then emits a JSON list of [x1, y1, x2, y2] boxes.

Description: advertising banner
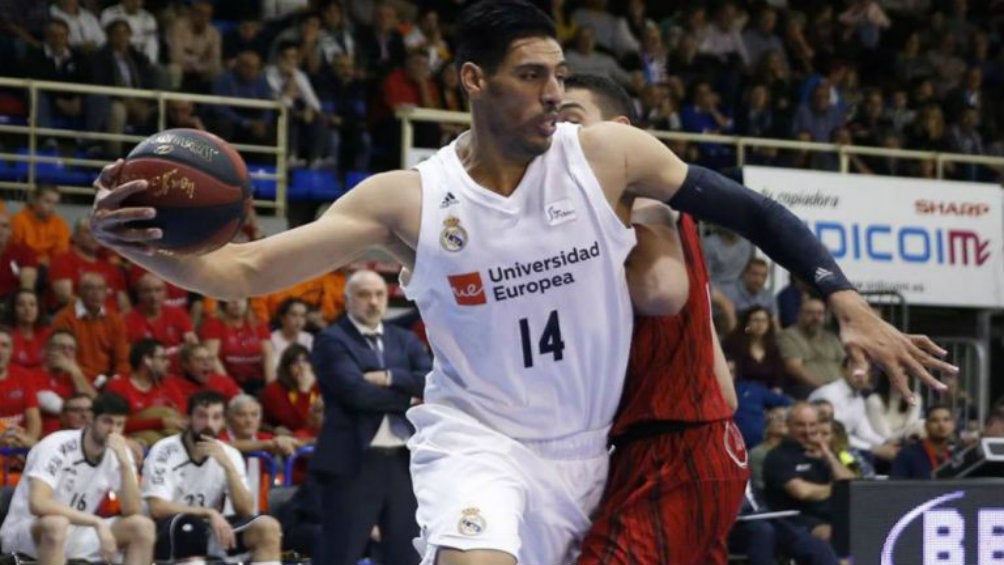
[[743, 166, 1004, 308]]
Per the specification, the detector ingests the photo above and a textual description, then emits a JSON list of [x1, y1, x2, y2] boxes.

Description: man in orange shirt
[[11, 184, 70, 267], [49, 218, 129, 312], [51, 272, 130, 383]]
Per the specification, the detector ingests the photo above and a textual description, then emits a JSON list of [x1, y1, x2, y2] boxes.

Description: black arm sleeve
[[668, 164, 855, 297]]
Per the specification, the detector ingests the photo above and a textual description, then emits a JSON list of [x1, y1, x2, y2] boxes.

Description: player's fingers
[[93, 159, 124, 191], [95, 179, 149, 207], [901, 338, 955, 384], [879, 357, 918, 405], [93, 207, 156, 226], [845, 344, 870, 377], [907, 334, 947, 357]]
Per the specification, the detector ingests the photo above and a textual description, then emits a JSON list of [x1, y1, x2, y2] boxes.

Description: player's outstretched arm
[[90, 160, 417, 299], [579, 122, 956, 403]]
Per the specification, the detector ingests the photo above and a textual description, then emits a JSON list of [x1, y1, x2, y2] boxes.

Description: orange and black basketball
[[118, 128, 252, 255]]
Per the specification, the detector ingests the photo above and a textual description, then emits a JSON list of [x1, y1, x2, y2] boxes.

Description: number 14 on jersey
[[519, 310, 565, 368]]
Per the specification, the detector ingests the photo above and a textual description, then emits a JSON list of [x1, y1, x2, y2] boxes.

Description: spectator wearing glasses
[[59, 392, 93, 430], [105, 339, 187, 447]]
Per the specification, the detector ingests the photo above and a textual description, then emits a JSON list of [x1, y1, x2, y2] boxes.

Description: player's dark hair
[[565, 74, 638, 125], [277, 343, 311, 389], [454, 0, 556, 75], [275, 297, 307, 322], [93, 392, 131, 417], [188, 390, 227, 416], [129, 338, 162, 370]]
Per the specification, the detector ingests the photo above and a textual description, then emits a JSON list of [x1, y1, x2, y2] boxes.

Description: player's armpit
[[626, 223, 689, 317]]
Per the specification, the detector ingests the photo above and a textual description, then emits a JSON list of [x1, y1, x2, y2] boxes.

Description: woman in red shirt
[[200, 299, 274, 396], [8, 289, 50, 371], [259, 344, 318, 436]]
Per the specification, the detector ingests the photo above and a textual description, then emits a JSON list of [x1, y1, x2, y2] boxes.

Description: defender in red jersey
[[560, 75, 748, 565]]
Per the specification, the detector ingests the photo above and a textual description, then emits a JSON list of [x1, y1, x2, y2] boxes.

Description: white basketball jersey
[[402, 123, 636, 440], [2, 430, 129, 528], [141, 434, 247, 512]]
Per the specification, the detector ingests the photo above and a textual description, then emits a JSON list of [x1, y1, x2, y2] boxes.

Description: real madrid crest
[[440, 216, 468, 252], [457, 507, 486, 536]]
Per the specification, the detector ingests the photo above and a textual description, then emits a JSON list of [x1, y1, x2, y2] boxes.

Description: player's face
[[190, 403, 225, 438], [347, 275, 388, 327], [228, 403, 261, 439], [926, 409, 956, 442], [90, 414, 126, 445], [558, 88, 605, 126], [471, 37, 567, 159]]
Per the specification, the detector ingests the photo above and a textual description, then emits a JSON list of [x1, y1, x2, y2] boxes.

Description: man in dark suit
[[88, 19, 157, 156], [311, 269, 429, 565], [21, 18, 91, 131]]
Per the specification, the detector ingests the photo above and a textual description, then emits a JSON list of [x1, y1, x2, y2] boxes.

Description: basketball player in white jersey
[[142, 390, 282, 564], [0, 392, 154, 565], [90, 2, 955, 562]]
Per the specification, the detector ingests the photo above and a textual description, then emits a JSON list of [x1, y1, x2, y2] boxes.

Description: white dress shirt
[[809, 378, 887, 450]]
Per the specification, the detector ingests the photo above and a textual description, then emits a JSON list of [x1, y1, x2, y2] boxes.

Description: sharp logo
[[881, 490, 1004, 565]]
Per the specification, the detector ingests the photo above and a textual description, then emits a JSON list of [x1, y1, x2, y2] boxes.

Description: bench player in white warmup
[[0, 392, 154, 565], [142, 390, 282, 564], [91, 2, 954, 563]]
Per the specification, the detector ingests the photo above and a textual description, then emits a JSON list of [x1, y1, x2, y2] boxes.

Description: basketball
[[117, 128, 253, 255]]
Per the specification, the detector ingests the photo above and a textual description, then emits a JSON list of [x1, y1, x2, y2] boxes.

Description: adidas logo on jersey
[[440, 192, 459, 208], [814, 267, 834, 282]]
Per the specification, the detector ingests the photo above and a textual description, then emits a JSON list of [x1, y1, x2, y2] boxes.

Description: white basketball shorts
[[408, 403, 610, 565], [0, 516, 120, 561]]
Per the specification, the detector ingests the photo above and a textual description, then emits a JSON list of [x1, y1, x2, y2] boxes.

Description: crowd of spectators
[[0, 0, 1000, 181]]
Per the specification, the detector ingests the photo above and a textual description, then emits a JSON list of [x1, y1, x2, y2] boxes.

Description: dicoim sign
[[742, 166, 1004, 308]]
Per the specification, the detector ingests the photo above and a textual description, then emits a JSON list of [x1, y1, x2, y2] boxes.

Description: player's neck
[[81, 428, 106, 463], [459, 128, 533, 197]]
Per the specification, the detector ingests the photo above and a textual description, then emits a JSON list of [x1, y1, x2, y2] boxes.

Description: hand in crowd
[[871, 441, 900, 461], [194, 437, 231, 468], [208, 509, 236, 550], [106, 432, 132, 463], [95, 521, 118, 562], [0, 426, 33, 448], [363, 370, 391, 387], [270, 435, 302, 457]]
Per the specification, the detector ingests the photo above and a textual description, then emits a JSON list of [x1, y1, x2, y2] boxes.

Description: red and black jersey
[[612, 214, 733, 436]]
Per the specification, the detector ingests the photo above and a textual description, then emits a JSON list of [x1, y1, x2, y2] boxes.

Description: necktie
[[364, 334, 384, 366]]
